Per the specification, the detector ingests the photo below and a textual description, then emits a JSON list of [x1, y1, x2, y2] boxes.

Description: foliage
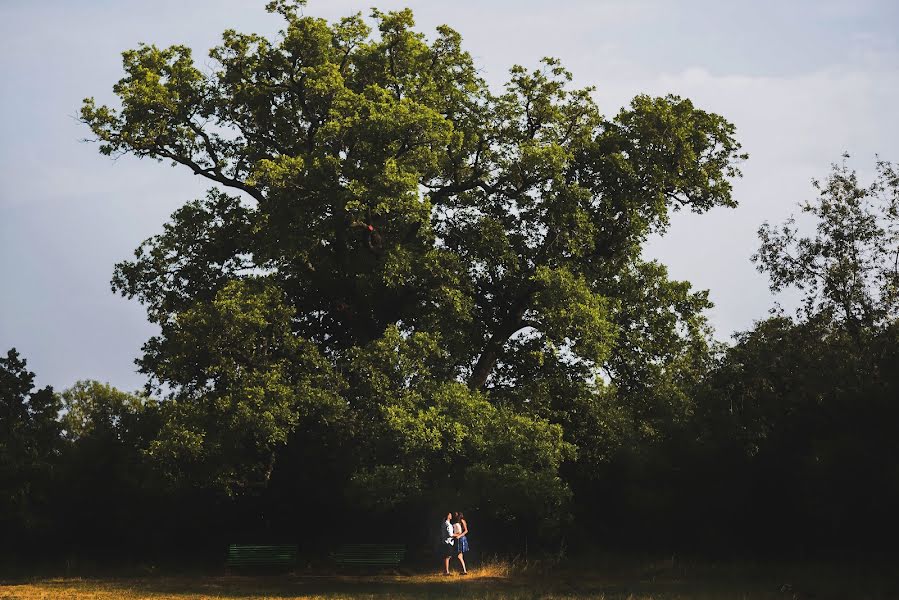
[[141, 279, 346, 493], [692, 314, 899, 548], [54, 381, 161, 547], [79, 1, 745, 520], [0, 349, 61, 534], [754, 156, 899, 334], [60, 380, 148, 442], [691, 158, 899, 549], [345, 327, 574, 520]]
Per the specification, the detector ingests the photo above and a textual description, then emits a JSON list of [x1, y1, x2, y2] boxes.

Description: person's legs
[[457, 552, 467, 574], [444, 554, 451, 574]]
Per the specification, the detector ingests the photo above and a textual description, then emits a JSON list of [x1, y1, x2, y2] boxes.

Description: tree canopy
[[80, 1, 746, 517]]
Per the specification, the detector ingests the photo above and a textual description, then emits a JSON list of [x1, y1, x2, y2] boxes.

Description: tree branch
[[156, 146, 266, 203]]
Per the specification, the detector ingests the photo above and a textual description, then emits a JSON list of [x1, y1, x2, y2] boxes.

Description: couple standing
[[441, 511, 469, 575]]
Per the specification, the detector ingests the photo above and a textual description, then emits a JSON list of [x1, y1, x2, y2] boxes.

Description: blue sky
[[2, 0, 898, 391]]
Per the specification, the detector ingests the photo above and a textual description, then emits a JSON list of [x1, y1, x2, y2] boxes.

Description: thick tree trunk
[[467, 295, 532, 391], [468, 335, 505, 391]]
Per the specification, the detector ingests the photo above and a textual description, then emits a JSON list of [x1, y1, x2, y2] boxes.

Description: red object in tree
[[367, 225, 374, 231]]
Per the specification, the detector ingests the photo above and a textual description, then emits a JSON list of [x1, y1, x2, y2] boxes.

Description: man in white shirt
[[441, 511, 455, 575]]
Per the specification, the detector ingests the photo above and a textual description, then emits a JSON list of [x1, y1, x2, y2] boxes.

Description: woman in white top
[[453, 511, 469, 575]]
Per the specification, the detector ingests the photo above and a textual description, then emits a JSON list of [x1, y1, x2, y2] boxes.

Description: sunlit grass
[[1, 559, 896, 599]]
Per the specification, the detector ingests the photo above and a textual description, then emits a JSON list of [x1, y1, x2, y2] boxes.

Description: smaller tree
[[60, 380, 149, 442], [754, 155, 899, 335], [0, 349, 62, 535], [56, 381, 159, 546], [689, 155, 899, 549]]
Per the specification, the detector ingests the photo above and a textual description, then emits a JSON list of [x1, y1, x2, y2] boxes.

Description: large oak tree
[[82, 0, 745, 517]]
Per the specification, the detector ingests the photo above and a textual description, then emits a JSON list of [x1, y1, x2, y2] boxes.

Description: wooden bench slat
[[226, 544, 298, 568], [330, 543, 406, 567]]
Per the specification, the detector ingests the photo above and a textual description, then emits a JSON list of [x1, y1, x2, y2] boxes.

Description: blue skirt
[[455, 535, 469, 553]]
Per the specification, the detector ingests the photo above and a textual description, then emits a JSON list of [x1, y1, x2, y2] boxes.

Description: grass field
[[1, 559, 896, 599]]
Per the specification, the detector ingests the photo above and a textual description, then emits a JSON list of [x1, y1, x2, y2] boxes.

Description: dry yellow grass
[[0, 560, 895, 599], [0, 573, 528, 600], [1, 571, 522, 600]]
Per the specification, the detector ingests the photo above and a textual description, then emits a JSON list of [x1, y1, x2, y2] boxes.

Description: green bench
[[330, 543, 406, 567], [226, 544, 298, 570]]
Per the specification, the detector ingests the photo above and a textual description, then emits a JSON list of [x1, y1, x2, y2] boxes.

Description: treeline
[[3, 1, 899, 566], [4, 160, 898, 564]]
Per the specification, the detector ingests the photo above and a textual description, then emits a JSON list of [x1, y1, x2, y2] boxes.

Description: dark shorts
[[441, 542, 455, 558]]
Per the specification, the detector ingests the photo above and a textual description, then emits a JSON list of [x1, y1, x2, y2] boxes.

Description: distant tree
[[55, 381, 161, 547], [0, 349, 61, 535], [60, 380, 148, 442], [754, 156, 899, 336], [81, 0, 745, 518], [691, 157, 899, 549]]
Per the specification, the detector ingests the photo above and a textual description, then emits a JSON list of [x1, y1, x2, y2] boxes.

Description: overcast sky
[[2, 0, 898, 392]]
